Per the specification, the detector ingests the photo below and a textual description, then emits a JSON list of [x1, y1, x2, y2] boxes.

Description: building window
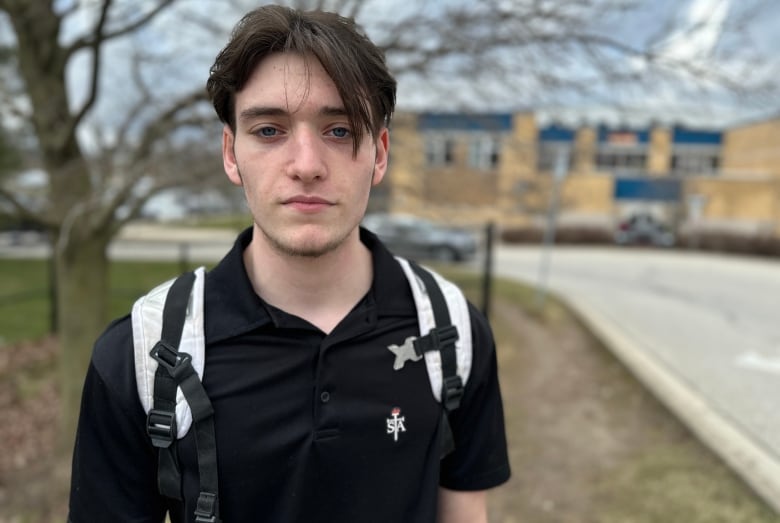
[[671, 151, 720, 176], [425, 135, 455, 167], [596, 150, 647, 172], [468, 135, 501, 170], [537, 142, 572, 172]]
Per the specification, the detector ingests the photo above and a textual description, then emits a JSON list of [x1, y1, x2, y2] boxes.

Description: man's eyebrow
[[319, 106, 348, 117], [238, 105, 349, 125], [239, 106, 288, 122]]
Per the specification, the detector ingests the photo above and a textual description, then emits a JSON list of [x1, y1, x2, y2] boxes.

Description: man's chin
[[264, 230, 346, 259]]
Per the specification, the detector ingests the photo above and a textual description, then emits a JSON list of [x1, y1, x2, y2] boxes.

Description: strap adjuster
[[413, 325, 459, 356], [147, 409, 177, 448], [194, 492, 220, 523], [441, 375, 464, 411], [150, 340, 193, 380]]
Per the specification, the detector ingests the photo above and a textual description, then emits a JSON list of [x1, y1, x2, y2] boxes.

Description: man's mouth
[[283, 195, 334, 213]]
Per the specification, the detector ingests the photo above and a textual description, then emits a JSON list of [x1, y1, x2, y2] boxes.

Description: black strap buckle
[[441, 375, 464, 412], [194, 491, 220, 523], [150, 340, 193, 381], [147, 409, 177, 448], [413, 325, 459, 356]]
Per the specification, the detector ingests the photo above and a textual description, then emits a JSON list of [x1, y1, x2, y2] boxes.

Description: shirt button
[[320, 391, 331, 403]]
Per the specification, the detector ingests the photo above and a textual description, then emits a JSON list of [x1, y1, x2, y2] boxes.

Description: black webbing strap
[[409, 262, 463, 458], [146, 271, 221, 522]]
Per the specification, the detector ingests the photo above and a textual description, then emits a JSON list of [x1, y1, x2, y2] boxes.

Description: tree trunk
[[55, 231, 111, 453]]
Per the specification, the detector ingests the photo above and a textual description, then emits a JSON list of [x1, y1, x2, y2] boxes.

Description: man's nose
[[288, 128, 327, 182]]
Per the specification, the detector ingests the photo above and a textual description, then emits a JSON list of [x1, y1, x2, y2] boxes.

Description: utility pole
[[535, 146, 569, 309]]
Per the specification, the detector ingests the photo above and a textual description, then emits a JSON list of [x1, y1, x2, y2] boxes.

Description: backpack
[[131, 258, 472, 523]]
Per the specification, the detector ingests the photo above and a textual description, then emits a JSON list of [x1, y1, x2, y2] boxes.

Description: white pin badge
[[387, 336, 422, 370]]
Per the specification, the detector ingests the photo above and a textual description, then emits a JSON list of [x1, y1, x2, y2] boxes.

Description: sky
[[2, 0, 780, 135], [370, 0, 780, 128]]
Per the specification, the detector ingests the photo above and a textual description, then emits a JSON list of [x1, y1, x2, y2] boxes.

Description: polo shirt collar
[[204, 226, 414, 343]]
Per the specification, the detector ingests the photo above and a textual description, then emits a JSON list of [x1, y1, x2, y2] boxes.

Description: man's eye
[[330, 127, 350, 138], [256, 127, 278, 137]]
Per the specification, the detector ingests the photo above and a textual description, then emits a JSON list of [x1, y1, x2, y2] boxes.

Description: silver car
[[362, 213, 478, 262], [614, 213, 675, 247]]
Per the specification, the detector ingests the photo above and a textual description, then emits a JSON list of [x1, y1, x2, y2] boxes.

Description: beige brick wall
[[573, 127, 597, 174], [648, 127, 672, 176], [561, 174, 615, 215], [684, 178, 777, 222], [386, 113, 425, 216], [722, 117, 780, 177]]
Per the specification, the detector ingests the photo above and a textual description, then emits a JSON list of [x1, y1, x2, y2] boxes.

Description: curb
[[562, 293, 780, 514]]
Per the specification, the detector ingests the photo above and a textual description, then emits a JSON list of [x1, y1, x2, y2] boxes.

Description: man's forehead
[[236, 52, 345, 113]]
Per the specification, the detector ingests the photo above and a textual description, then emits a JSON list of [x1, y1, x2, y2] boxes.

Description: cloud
[[657, 0, 730, 63]]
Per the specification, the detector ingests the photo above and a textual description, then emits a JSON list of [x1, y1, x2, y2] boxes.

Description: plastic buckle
[[150, 340, 192, 380], [147, 409, 177, 448], [435, 325, 459, 347], [194, 492, 220, 523], [441, 375, 464, 411], [413, 325, 460, 355]]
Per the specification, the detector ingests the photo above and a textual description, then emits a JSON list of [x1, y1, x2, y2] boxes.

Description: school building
[[377, 111, 780, 236]]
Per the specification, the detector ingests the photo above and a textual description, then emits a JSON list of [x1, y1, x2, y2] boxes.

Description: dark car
[[362, 213, 478, 262], [614, 213, 675, 247]]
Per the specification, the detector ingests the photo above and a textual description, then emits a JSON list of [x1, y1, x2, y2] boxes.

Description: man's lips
[[282, 195, 334, 212]]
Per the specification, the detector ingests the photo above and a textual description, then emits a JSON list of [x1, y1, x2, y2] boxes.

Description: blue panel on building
[[672, 126, 722, 145], [614, 178, 682, 202], [417, 113, 513, 132], [538, 125, 576, 142]]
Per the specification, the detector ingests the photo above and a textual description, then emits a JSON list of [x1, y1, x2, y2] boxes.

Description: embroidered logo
[[387, 336, 422, 370], [386, 407, 407, 442]]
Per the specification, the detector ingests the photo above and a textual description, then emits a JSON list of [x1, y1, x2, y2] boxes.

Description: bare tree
[[0, 0, 221, 449], [0, 0, 776, 452]]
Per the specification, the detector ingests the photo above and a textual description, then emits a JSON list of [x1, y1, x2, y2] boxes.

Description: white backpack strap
[[395, 257, 472, 401], [131, 266, 206, 439]]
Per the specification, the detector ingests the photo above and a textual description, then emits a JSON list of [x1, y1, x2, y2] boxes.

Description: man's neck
[[243, 226, 373, 334]]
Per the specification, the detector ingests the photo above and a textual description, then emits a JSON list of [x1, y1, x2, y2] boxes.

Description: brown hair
[[206, 5, 396, 154]]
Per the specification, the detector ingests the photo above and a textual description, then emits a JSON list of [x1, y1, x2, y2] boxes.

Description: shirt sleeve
[[68, 318, 169, 523], [439, 302, 512, 491]]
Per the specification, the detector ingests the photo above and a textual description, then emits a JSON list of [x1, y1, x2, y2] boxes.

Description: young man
[[69, 5, 510, 522]]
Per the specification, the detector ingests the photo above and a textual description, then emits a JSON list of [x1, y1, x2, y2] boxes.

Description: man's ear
[[222, 125, 243, 186], [371, 127, 389, 186]]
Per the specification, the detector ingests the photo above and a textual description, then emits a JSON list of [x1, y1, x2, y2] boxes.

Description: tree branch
[[65, 0, 176, 56], [67, 0, 112, 133]]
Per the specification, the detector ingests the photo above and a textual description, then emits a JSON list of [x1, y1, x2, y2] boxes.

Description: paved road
[[494, 245, 780, 512]]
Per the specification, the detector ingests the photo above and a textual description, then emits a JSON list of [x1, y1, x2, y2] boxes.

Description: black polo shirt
[[69, 228, 510, 523]]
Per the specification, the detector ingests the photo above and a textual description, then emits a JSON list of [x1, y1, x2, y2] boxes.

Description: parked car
[[614, 213, 675, 247], [362, 213, 478, 262]]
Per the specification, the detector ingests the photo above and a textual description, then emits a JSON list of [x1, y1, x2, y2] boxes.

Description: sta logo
[[386, 407, 407, 442]]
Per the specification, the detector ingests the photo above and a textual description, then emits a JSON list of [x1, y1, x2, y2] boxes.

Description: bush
[[501, 224, 780, 258], [501, 224, 612, 245]]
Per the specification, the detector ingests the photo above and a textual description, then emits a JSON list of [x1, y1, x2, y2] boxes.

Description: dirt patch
[[1, 288, 779, 522], [486, 291, 779, 523], [0, 337, 68, 523]]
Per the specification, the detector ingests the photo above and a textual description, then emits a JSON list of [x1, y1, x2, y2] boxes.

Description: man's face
[[222, 52, 389, 258]]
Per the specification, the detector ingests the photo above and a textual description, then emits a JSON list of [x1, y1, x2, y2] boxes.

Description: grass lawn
[[0, 258, 217, 345]]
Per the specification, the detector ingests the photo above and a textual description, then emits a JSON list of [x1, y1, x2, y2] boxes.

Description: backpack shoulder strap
[[395, 257, 473, 394], [395, 256, 473, 457], [132, 266, 207, 438], [131, 267, 222, 522]]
